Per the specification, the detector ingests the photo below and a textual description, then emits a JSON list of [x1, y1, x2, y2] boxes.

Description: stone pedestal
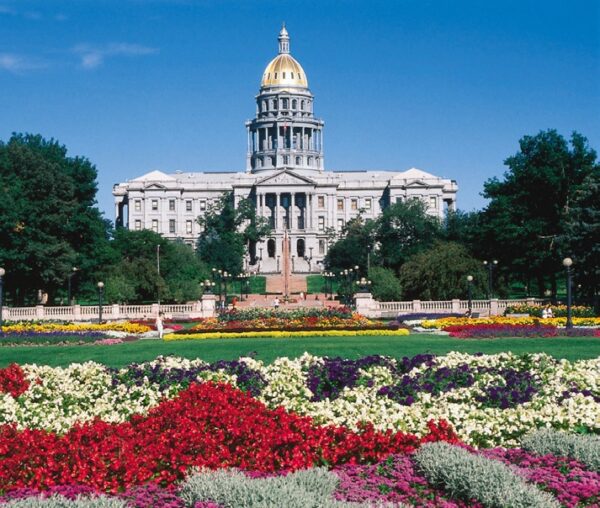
[[354, 292, 378, 318], [201, 294, 217, 318]]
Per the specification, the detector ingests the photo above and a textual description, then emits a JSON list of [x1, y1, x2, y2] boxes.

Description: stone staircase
[[265, 274, 307, 294]]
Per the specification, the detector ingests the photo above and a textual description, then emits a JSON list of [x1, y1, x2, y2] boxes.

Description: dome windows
[[292, 99, 297, 109]]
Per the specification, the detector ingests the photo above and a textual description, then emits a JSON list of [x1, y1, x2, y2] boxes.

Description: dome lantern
[[278, 23, 290, 54]]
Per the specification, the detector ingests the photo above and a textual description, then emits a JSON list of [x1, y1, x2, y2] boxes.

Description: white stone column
[[276, 193, 280, 230], [291, 193, 296, 230]]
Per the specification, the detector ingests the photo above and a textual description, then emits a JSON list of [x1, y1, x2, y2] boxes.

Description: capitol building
[[113, 26, 458, 274]]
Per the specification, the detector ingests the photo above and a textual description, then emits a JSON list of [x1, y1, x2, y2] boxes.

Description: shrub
[[521, 429, 600, 472], [414, 442, 560, 508], [2, 495, 126, 507], [179, 468, 379, 508]]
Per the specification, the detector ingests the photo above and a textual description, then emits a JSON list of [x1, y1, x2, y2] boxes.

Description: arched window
[[282, 98, 288, 109], [297, 239, 305, 258], [307, 156, 313, 166], [267, 239, 276, 258], [300, 100, 305, 110], [292, 99, 297, 109], [272, 99, 278, 109], [295, 156, 301, 165]]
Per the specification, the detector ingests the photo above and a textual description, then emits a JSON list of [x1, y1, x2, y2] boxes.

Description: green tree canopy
[[0, 133, 111, 304], [324, 215, 377, 274], [398, 241, 487, 300], [480, 130, 597, 296], [106, 229, 209, 303], [196, 193, 270, 275], [368, 266, 402, 301], [558, 170, 600, 308], [375, 199, 442, 272]]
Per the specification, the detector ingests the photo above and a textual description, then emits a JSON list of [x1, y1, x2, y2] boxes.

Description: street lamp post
[[67, 267, 79, 306], [563, 257, 573, 329], [97, 281, 104, 323], [202, 279, 215, 294], [483, 260, 498, 298], [0, 267, 5, 336], [466, 275, 473, 316]]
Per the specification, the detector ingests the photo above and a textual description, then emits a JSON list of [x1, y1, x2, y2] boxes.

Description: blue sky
[[1, 0, 598, 221]]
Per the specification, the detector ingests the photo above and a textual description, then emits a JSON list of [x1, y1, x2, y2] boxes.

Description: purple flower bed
[[378, 364, 476, 406], [396, 313, 463, 323], [476, 368, 539, 409], [333, 454, 481, 507], [479, 447, 600, 507]]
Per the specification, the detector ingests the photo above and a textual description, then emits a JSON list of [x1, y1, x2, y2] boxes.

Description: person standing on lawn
[[156, 312, 165, 339]]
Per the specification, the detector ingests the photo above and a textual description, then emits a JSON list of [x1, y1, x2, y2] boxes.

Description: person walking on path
[[156, 312, 165, 339], [273, 297, 280, 309]]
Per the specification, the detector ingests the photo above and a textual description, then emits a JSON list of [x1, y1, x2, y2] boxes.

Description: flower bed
[[445, 323, 600, 338], [2, 352, 598, 448], [178, 307, 381, 334], [421, 315, 600, 330], [0, 355, 599, 506], [2, 322, 151, 335], [505, 303, 596, 318]]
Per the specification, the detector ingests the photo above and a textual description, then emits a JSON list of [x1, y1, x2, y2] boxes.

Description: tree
[[368, 266, 402, 301], [0, 134, 111, 304], [398, 242, 487, 300], [375, 199, 442, 272], [480, 130, 597, 296], [107, 229, 208, 303], [196, 193, 270, 274], [558, 170, 600, 308], [324, 215, 377, 273]]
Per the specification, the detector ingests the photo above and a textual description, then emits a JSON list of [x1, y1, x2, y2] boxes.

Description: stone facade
[[113, 26, 458, 274]]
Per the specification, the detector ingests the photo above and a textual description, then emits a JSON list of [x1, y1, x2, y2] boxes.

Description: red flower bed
[[444, 324, 558, 338], [0, 364, 29, 398], [0, 382, 458, 493]]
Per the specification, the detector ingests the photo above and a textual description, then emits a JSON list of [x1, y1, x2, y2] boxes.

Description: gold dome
[[261, 54, 308, 88]]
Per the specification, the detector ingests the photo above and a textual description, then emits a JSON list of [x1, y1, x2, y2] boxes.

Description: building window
[[319, 239, 325, 254], [429, 196, 438, 209], [186, 200, 192, 212], [134, 200, 141, 212], [337, 218, 344, 229], [337, 198, 344, 211], [186, 220, 193, 234], [300, 100, 305, 110], [200, 200, 206, 210], [134, 219, 141, 231], [318, 216, 325, 230], [351, 199, 358, 211], [262, 100, 267, 111], [272, 99, 277, 109], [317, 195, 325, 208], [364, 198, 372, 210], [292, 99, 297, 109], [295, 156, 301, 165], [282, 98, 288, 108], [169, 199, 175, 211], [151, 199, 158, 211], [169, 219, 176, 233], [151, 219, 158, 232], [283, 155, 289, 165]]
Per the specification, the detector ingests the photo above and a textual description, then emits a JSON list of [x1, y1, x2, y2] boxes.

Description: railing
[[0, 302, 203, 322], [370, 298, 544, 318], [0, 298, 545, 322]]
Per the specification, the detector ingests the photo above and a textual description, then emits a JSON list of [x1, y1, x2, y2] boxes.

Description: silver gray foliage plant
[[179, 467, 400, 508], [521, 428, 600, 472], [414, 442, 560, 508], [3, 495, 127, 508]]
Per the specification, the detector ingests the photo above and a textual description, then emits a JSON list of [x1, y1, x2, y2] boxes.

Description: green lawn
[[2, 334, 599, 368]]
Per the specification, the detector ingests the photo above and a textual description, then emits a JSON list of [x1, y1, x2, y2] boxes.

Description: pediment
[[143, 182, 168, 190], [131, 170, 176, 182], [256, 170, 316, 187], [404, 180, 428, 188]]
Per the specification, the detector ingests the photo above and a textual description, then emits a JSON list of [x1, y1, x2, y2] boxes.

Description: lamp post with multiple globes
[[466, 275, 474, 316], [482, 260, 498, 299], [97, 281, 104, 323]]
